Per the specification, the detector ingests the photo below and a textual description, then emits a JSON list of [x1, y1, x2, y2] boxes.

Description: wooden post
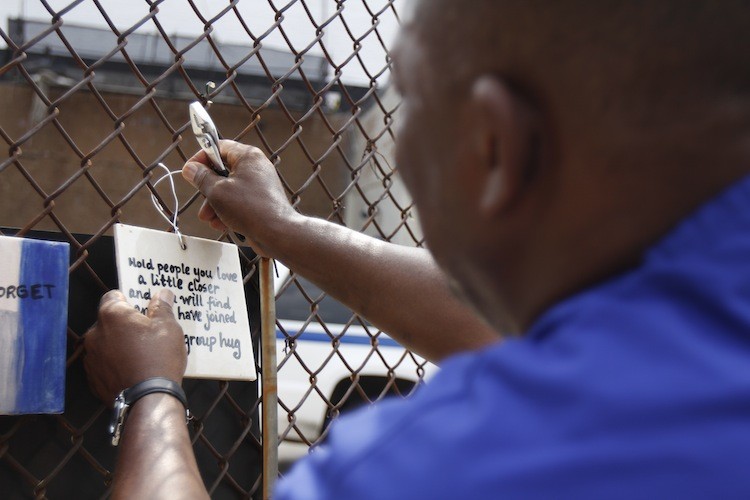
[[259, 257, 278, 499]]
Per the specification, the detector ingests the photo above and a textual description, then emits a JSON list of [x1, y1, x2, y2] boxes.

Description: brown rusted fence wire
[[0, 0, 431, 498]]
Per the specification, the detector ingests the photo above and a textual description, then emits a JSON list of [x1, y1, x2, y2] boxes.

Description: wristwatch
[[109, 377, 191, 446]]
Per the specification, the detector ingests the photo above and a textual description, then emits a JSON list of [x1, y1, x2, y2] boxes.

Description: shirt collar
[[524, 172, 750, 340]]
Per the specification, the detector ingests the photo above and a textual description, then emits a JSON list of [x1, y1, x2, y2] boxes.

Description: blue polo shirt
[[276, 175, 750, 499]]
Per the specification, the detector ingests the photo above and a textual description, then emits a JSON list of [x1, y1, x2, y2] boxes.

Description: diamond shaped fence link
[[0, 0, 427, 498]]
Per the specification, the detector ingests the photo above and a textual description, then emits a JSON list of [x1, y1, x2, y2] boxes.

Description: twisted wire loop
[[0, 1, 429, 497]]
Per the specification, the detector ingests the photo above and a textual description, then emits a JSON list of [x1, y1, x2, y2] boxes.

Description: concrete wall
[[0, 82, 350, 240]]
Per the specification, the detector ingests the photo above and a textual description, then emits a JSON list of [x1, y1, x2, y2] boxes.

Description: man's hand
[[84, 289, 186, 405], [181, 140, 300, 258]]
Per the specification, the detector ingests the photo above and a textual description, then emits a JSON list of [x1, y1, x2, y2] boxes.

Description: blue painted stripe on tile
[[17, 240, 69, 413]]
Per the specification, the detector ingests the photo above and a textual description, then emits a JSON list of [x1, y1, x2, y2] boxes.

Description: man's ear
[[469, 75, 537, 216]]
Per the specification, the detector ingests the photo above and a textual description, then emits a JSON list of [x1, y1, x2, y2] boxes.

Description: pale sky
[[0, 0, 401, 86]]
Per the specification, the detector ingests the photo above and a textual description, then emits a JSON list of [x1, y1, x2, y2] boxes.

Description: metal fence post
[[260, 257, 278, 499]]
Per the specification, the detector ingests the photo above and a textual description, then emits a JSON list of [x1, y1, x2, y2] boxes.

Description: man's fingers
[[209, 218, 228, 231], [185, 147, 211, 166], [182, 160, 218, 196], [197, 200, 227, 231], [98, 290, 132, 321], [198, 199, 217, 222], [99, 289, 127, 308], [217, 139, 243, 167], [83, 357, 110, 403], [147, 289, 176, 321], [82, 324, 97, 354], [218, 139, 266, 172]]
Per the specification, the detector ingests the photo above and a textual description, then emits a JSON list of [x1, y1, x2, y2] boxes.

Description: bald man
[[85, 0, 750, 498]]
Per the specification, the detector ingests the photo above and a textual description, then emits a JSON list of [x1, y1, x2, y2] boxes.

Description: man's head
[[392, 0, 750, 332]]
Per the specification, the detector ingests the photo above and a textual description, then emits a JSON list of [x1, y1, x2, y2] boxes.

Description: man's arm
[[182, 140, 499, 362], [113, 393, 205, 499], [264, 216, 497, 361], [84, 290, 209, 500]]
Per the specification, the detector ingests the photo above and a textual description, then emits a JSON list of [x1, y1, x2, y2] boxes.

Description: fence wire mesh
[[0, 0, 431, 498]]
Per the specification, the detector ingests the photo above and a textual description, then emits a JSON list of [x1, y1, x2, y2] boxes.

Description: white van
[[273, 263, 438, 463]]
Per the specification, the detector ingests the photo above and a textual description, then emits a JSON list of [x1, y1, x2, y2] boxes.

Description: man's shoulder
[[276, 188, 750, 499], [277, 319, 750, 499]]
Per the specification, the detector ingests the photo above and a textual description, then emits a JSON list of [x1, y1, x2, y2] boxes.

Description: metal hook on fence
[[201, 81, 216, 107]]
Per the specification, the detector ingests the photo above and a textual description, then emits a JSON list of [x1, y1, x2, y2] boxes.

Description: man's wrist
[[109, 377, 190, 446], [255, 210, 307, 260]]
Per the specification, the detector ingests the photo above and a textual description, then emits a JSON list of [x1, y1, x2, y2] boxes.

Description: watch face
[[109, 394, 128, 446]]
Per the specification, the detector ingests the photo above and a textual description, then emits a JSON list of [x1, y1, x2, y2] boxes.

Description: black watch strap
[[123, 377, 187, 407], [109, 377, 190, 446]]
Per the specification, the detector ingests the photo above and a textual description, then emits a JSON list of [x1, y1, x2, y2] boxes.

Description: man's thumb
[[147, 289, 176, 321], [182, 161, 217, 195]]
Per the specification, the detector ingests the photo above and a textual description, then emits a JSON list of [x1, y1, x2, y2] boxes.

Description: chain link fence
[[0, 0, 432, 498]]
